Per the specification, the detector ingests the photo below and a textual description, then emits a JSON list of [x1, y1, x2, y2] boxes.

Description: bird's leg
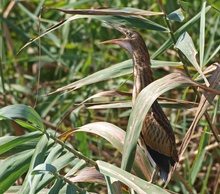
[[150, 165, 159, 183]]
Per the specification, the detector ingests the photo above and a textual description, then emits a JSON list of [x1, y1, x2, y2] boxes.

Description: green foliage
[[0, 0, 220, 193]]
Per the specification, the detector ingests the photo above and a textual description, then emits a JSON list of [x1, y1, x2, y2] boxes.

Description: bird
[[101, 22, 179, 183]]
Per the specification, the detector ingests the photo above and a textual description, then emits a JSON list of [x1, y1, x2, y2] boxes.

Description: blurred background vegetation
[[0, 0, 220, 193]]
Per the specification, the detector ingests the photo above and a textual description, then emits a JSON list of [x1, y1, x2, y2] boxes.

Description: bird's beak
[[100, 38, 124, 45], [99, 22, 127, 45], [100, 22, 133, 54]]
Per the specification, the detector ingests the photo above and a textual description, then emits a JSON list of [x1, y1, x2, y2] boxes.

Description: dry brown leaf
[[44, 7, 164, 16], [178, 63, 220, 160], [68, 166, 105, 183]]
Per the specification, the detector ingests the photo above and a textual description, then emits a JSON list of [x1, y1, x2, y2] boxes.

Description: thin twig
[[48, 133, 97, 166]]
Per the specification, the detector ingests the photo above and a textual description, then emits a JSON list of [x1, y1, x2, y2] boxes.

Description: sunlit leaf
[[66, 184, 77, 194], [179, 1, 190, 12], [121, 72, 220, 171], [0, 131, 42, 155], [19, 134, 50, 194], [199, 1, 206, 67], [68, 167, 105, 183], [167, 8, 184, 22], [152, 6, 211, 59], [105, 176, 122, 194], [0, 150, 34, 194], [31, 163, 57, 175], [46, 7, 164, 16], [97, 161, 169, 194], [205, 45, 220, 66], [203, 15, 220, 66], [201, 156, 213, 193], [86, 102, 132, 109], [49, 60, 132, 95], [175, 32, 209, 86], [0, 104, 45, 132], [189, 129, 208, 185], [49, 60, 182, 95], [19, 13, 167, 53], [179, 64, 220, 157], [73, 122, 152, 180]]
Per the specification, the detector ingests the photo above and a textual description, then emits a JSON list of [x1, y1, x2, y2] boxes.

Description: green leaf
[[19, 13, 167, 53], [17, 2, 61, 47], [50, 59, 182, 94], [75, 122, 152, 180], [0, 131, 42, 155], [64, 158, 86, 178], [33, 153, 77, 194], [152, 60, 182, 67], [190, 126, 209, 185], [29, 135, 50, 194], [14, 119, 43, 131], [105, 176, 122, 194], [66, 184, 77, 194], [179, 1, 190, 12], [50, 59, 132, 94], [0, 150, 34, 194], [45, 144, 64, 163], [95, 15, 168, 31], [152, 6, 211, 59], [167, 8, 184, 22], [37, 95, 60, 118], [47, 179, 65, 194], [48, 7, 163, 17], [203, 14, 220, 66], [200, 156, 213, 194], [205, 44, 220, 66], [0, 104, 45, 132], [18, 134, 50, 194], [199, 1, 206, 67], [97, 161, 169, 194], [190, 149, 206, 186], [31, 164, 57, 175], [175, 32, 209, 85]]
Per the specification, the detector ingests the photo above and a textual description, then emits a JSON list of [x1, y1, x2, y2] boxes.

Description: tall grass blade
[[189, 127, 208, 185], [97, 161, 169, 194], [152, 6, 211, 59], [175, 32, 209, 86], [46, 7, 164, 16], [0, 131, 42, 155], [19, 12, 167, 53], [205, 45, 220, 65], [167, 8, 185, 22], [72, 122, 152, 180], [0, 150, 34, 194], [199, 1, 206, 67], [18, 134, 50, 194], [179, 65, 220, 158], [50, 59, 182, 95], [203, 14, 219, 66], [200, 156, 213, 194], [0, 104, 45, 132], [121, 72, 220, 172]]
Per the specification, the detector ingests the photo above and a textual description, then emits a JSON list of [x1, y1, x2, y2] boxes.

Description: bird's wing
[[141, 113, 177, 161]]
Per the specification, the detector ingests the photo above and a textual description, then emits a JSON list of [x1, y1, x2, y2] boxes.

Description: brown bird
[[102, 23, 178, 182]]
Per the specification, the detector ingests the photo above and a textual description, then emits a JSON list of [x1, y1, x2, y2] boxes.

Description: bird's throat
[[132, 54, 154, 103]]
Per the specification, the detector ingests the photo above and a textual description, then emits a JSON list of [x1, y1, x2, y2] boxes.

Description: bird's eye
[[126, 31, 134, 38]]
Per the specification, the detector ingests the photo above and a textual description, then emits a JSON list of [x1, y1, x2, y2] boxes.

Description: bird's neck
[[132, 49, 154, 103]]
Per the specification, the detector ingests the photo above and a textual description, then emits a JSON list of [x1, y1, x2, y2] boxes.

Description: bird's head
[[100, 22, 144, 55]]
